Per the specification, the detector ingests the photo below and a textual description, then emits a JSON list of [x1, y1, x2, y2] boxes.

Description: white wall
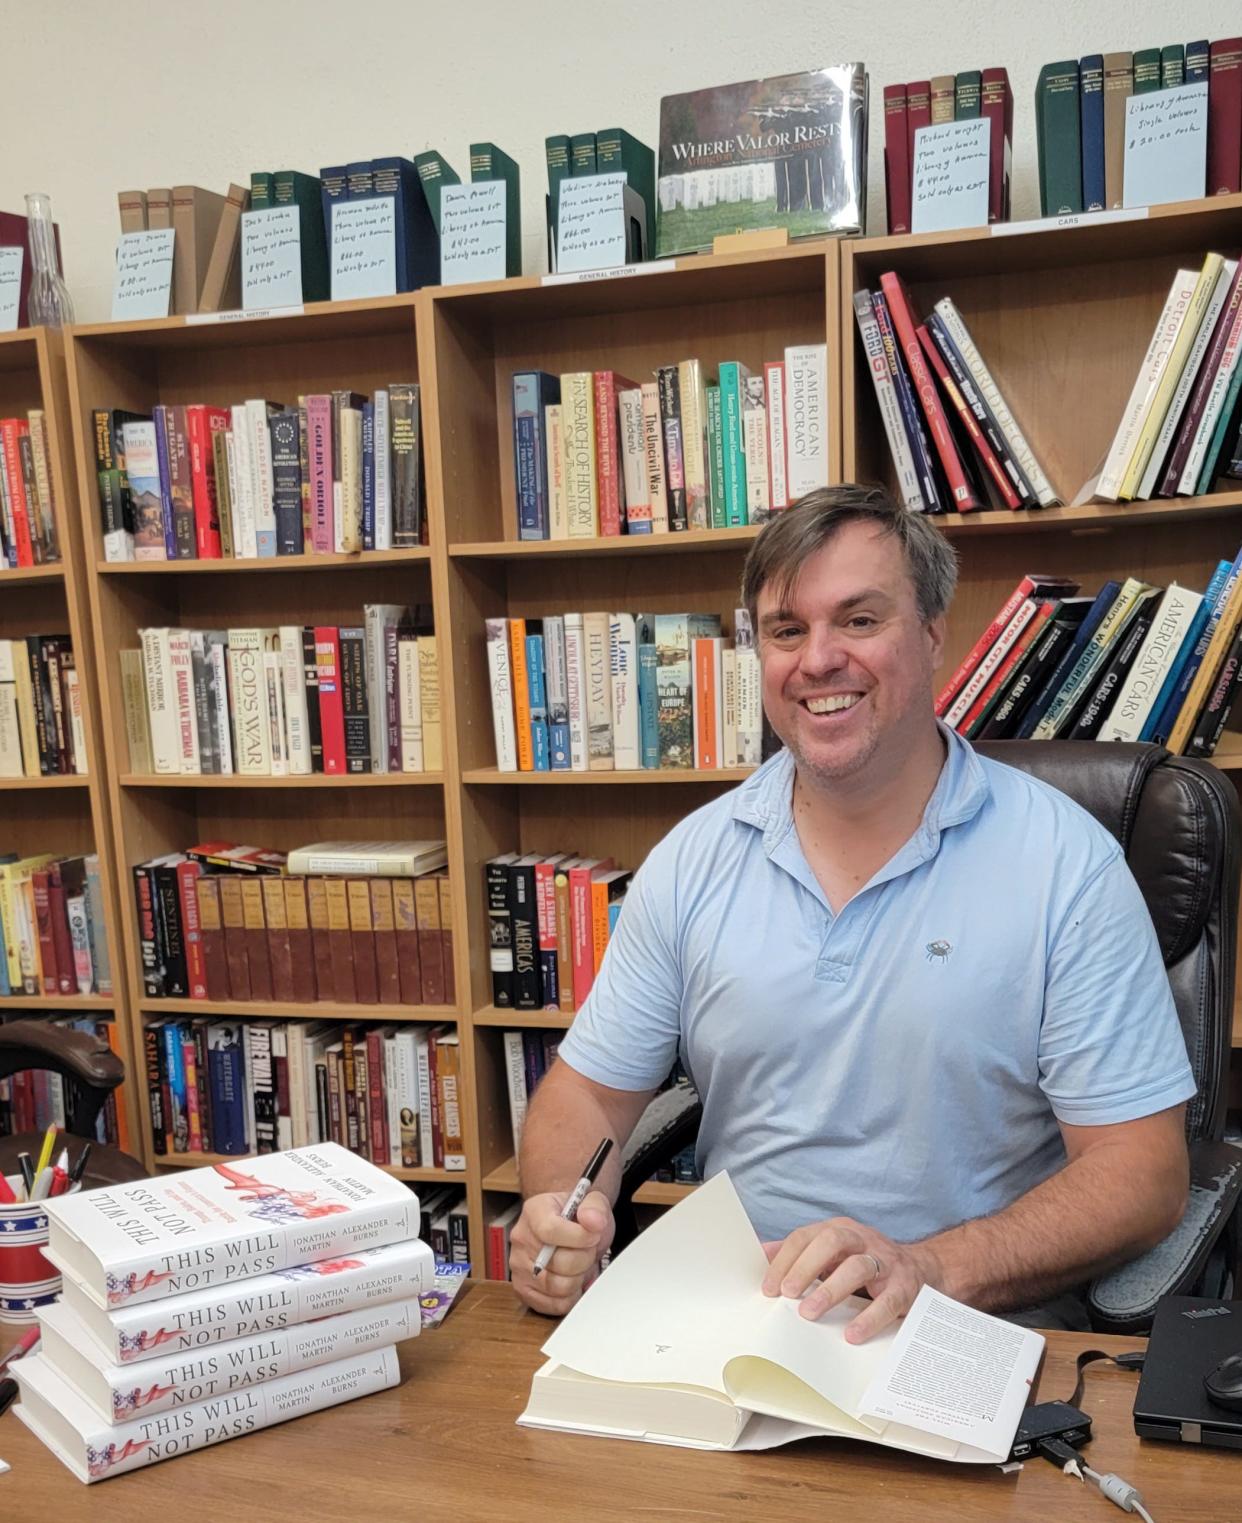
[[2, 0, 1240, 320]]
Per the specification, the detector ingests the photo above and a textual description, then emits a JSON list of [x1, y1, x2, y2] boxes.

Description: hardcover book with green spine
[[545, 134, 571, 243], [249, 172, 274, 211], [1161, 44, 1186, 88], [655, 66, 869, 256], [570, 133, 597, 176], [414, 151, 460, 234], [1133, 48, 1162, 93], [469, 142, 521, 276], [596, 128, 656, 258], [1036, 61, 1083, 216], [272, 170, 328, 302], [954, 70, 982, 119]]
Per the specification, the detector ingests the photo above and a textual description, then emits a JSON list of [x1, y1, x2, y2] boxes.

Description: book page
[[858, 1286, 1043, 1462]]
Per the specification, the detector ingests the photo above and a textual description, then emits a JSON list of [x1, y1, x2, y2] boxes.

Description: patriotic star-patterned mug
[[0, 1176, 61, 1323]]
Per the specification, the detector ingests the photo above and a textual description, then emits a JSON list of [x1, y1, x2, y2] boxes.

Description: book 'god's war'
[[40, 1142, 421, 1310], [655, 65, 869, 256]]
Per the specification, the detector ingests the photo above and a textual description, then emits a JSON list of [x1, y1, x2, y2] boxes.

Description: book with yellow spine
[[1167, 571, 1242, 753]]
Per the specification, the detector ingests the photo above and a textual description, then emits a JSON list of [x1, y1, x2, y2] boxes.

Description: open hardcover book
[[520, 1173, 1043, 1461]]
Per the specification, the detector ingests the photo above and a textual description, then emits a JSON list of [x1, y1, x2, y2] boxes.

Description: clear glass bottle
[[24, 192, 74, 328]]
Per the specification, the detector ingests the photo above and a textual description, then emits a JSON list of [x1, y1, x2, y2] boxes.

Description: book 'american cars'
[[656, 65, 869, 256]]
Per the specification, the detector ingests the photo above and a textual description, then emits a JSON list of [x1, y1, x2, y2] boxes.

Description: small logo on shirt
[[925, 939, 953, 963]]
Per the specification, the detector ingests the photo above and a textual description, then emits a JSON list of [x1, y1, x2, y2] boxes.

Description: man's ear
[[927, 615, 947, 669]]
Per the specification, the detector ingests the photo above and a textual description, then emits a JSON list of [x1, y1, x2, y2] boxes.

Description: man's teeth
[[805, 694, 861, 715]]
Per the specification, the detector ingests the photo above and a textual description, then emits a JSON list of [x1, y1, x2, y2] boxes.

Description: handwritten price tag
[[557, 173, 633, 274], [110, 229, 174, 321], [0, 245, 22, 331], [1124, 82, 1208, 208], [330, 197, 397, 301], [241, 206, 303, 311], [910, 118, 991, 235], [440, 181, 507, 286]]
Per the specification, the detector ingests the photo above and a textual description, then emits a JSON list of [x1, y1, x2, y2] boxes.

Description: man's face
[[756, 521, 945, 788]]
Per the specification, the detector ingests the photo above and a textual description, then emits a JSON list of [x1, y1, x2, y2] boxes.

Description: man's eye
[[848, 616, 876, 630], [774, 627, 802, 640]]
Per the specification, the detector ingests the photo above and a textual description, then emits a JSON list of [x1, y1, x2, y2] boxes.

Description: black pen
[[532, 1137, 613, 1278], [16, 1152, 34, 1201], [68, 1141, 92, 1186]]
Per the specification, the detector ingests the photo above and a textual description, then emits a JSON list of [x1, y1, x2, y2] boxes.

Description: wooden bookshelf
[[482, 1155, 696, 1206], [0, 326, 136, 1143]]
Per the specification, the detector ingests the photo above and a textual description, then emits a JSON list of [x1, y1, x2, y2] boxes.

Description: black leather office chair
[[614, 741, 1242, 1336]]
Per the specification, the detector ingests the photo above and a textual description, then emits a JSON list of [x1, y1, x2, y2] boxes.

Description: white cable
[[1082, 1464, 1157, 1521]]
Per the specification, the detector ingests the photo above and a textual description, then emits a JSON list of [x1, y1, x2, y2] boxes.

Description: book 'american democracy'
[[656, 65, 869, 256]]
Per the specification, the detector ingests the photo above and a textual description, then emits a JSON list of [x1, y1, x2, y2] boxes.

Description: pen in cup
[[532, 1137, 613, 1278]]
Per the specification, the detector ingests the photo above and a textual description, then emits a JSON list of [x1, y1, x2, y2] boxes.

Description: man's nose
[[798, 625, 848, 677]]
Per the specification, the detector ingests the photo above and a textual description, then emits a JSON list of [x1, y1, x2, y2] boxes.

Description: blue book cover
[[608, 899, 625, 937], [1141, 560, 1230, 741], [1079, 56, 1106, 213], [1196, 359, 1242, 495], [525, 631, 551, 770], [320, 164, 349, 247], [637, 615, 659, 768], [1185, 41, 1209, 82], [372, 156, 438, 292], [1150, 552, 1242, 743], [512, 371, 560, 539], [0, 898, 8, 997], [1015, 581, 1121, 738], [152, 407, 178, 560], [161, 1021, 188, 1153], [361, 399, 376, 551], [872, 291, 942, 514], [208, 1024, 249, 1154]]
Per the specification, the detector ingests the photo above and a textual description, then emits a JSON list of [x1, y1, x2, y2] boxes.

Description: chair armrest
[[0, 1019, 125, 1093], [1088, 1138, 1242, 1335], [613, 1086, 703, 1254]]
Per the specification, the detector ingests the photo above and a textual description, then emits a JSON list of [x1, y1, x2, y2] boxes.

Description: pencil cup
[[0, 1178, 61, 1322]]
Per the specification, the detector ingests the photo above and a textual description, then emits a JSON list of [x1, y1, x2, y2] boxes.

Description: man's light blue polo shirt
[[558, 727, 1196, 1245]]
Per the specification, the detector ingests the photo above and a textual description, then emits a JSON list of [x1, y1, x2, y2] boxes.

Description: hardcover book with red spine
[[48, 865, 75, 994], [195, 877, 229, 1002], [593, 371, 639, 536], [934, 575, 1079, 715], [347, 878, 379, 1005], [305, 878, 336, 1002], [284, 877, 318, 1004], [262, 874, 295, 1003], [437, 875, 456, 1008], [1209, 39, 1242, 195], [240, 877, 272, 1002], [365, 1028, 389, 1165], [370, 878, 402, 1005], [176, 857, 206, 1000], [879, 272, 980, 511], [324, 878, 357, 1004], [981, 68, 1012, 223], [917, 325, 1020, 508], [185, 404, 229, 558], [0, 419, 34, 567], [905, 81, 931, 171], [883, 83, 911, 234], [958, 601, 1057, 735], [32, 868, 57, 993], [414, 877, 445, 1006], [392, 879, 423, 1005], [218, 875, 250, 1001], [315, 626, 347, 774]]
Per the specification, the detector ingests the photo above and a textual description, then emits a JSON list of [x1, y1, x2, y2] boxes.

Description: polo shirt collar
[[731, 722, 991, 858]]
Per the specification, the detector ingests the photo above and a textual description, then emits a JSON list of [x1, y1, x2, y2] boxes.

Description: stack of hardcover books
[[10, 1143, 432, 1482]]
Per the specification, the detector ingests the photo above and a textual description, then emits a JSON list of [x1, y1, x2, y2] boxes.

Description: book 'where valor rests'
[[521, 1172, 1042, 1459], [40, 1142, 422, 1310]]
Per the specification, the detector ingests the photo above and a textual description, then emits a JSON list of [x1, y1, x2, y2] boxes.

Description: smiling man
[[509, 486, 1195, 1339]]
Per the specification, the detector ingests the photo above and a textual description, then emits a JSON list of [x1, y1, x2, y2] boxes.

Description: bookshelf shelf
[[462, 767, 754, 786], [482, 1156, 695, 1206], [932, 494, 1242, 537], [96, 548, 432, 576], [0, 564, 65, 584], [1, 993, 115, 1011], [472, 1005, 572, 1030], [149, 1150, 457, 1186], [140, 999, 459, 1021], [0, 774, 91, 790], [118, 772, 445, 789], [449, 527, 760, 560]]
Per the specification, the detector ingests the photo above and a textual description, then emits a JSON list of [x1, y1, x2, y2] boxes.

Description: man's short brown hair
[[741, 486, 959, 626]]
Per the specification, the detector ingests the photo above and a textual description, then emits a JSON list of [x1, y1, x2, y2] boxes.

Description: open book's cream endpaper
[[519, 1172, 1043, 1459]]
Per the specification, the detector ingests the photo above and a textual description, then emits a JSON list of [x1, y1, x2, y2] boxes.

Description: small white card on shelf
[[910, 118, 991, 235], [1123, 82, 1208, 209], [110, 229, 174, 322], [556, 174, 645, 274], [0, 245, 22, 331], [440, 181, 507, 286], [241, 206, 303, 311], [330, 198, 397, 301]]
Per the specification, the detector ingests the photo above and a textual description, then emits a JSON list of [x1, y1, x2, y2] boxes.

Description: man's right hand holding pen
[[510, 1187, 616, 1316]]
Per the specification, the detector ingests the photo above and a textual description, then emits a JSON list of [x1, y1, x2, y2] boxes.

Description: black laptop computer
[[1134, 1295, 1242, 1450]]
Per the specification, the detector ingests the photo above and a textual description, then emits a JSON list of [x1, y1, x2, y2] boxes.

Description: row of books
[[0, 635, 86, 778], [512, 347, 829, 538], [132, 839, 452, 1007], [116, 184, 248, 316], [487, 611, 762, 774], [126, 617, 440, 778], [95, 387, 425, 565], [1036, 41, 1240, 219], [854, 281, 1058, 514], [145, 1017, 464, 1172], [487, 849, 630, 1013], [938, 548, 1242, 754], [1092, 252, 1242, 503], [0, 1015, 129, 1149], [544, 129, 655, 261], [0, 411, 58, 569], [882, 68, 1014, 234], [1, 853, 111, 998], [13, 1146, 430, 1482]]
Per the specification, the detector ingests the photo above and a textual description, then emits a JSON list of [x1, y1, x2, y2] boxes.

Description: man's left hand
[[761, 1217, 944, 1343]]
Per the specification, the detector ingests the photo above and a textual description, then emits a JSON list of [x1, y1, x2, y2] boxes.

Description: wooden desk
[[0, 1283, 1236, 1521]]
